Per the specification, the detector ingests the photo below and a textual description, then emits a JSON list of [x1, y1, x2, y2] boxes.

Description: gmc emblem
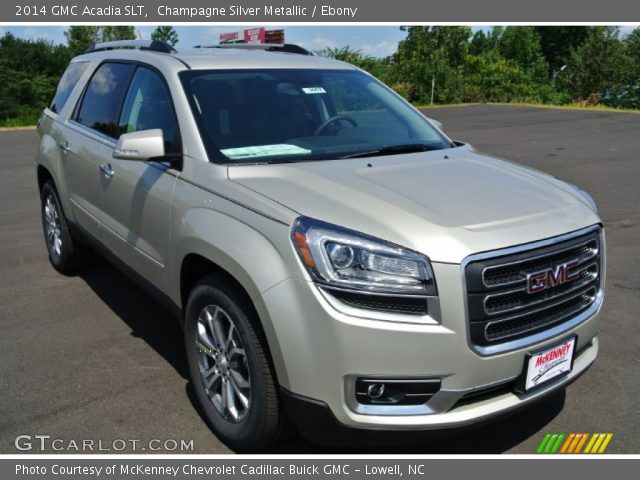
[[526, 259, 580, 294]]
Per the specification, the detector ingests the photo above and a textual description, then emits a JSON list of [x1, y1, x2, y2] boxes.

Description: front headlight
[[292, 217, 436, 296]]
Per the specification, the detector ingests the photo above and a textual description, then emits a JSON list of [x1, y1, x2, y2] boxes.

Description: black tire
[[40, 180, 91, 275], [184, 274, 290, 451]]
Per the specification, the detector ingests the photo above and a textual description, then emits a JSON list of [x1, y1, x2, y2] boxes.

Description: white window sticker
[[220, 144, 312, 160], [302, 87, 327, 94]]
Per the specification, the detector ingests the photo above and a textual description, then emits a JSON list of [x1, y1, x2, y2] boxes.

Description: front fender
[[170, 206, 298, 384], [169, 202, 301, 304]]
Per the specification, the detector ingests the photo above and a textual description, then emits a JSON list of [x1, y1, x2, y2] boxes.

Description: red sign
[[220, 32, 239, 41], [244, 28, 266, 44]]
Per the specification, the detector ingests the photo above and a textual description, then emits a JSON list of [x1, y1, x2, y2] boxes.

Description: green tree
[[64, 26, 100, 56], [623, 28, 640, 82], [0, 33, 71, 121], [469, 27, 502, 58], [151, 26, 179, 46], [462, 55, 535, 102], [391, 26, 472, 103], [316, 46, 389, 80], [559, 27, 632, 100], [534, 27, 590, 72], [64, 26, 136, 56], [498, 27, 549, 82], [100, 26, 136, 42], [469, 30, 488, 56]]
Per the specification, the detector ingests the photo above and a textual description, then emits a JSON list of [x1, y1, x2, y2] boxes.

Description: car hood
[[228, 147, 601, 263]]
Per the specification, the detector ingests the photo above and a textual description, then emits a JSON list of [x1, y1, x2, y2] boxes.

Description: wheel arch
[[178, 250, 292, 391], [37, 164, 54, 192], [176, 237, 292, 389]]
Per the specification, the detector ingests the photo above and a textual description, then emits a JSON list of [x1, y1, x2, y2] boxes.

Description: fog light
[[355, 378, 441, 405], [367, 383, 385, 399]]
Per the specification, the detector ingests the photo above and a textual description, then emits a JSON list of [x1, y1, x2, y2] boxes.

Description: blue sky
[[0, 25, 409, 57]]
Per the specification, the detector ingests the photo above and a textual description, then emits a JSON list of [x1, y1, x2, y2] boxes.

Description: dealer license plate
[[523, 337, 576, 391]]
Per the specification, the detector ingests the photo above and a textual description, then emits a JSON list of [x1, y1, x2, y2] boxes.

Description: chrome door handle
[[59, 142, 70, 154], [100, 164, 115, 178]]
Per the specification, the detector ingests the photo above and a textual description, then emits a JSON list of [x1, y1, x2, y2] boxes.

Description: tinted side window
[[75, 63, 133, 138], [118, 67, 180, 153], [50, 62, 89, 114]]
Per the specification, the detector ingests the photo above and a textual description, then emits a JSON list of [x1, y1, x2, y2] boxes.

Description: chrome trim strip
[[461, 224, 603, 356], [483, 262, 598, 316], [481, 235, 599, 289], [344, 374, 520, 416], [320, 284, 431, 299], [344, 374, 457, 416], [67, 119, 117, 145], [484, 286, 597, 342], [319, 286, 441, 325], [478, 290, 603, 356]]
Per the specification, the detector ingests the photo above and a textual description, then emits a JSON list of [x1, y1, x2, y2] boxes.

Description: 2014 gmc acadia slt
[[35, 40, 605, 451]]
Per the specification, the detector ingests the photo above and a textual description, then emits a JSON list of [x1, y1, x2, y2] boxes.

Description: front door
[[62, 61, 133, 239], [99, 65, 181, 290]]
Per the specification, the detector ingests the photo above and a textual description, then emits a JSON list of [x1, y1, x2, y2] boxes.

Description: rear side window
[[50, 62, 89, 114], [118, 67, 180, 154], [75, 62, 133, 138]]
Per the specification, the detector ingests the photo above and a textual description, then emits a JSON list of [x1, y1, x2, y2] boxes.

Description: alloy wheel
[[44, 194, 62, 258], [195, 305, 251, 423]]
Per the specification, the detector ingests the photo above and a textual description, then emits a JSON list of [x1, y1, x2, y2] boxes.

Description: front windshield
[[180, 68, 453, 164]]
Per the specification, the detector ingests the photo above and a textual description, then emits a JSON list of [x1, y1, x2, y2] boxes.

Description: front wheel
[[40, 180, 91, 275], [184, 275, 289, 451]]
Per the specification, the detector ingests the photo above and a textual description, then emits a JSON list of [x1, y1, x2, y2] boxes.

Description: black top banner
[[6, 0, 640, 22]]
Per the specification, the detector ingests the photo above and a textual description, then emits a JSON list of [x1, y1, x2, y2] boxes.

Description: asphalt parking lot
[[1, 105, 638, 454]]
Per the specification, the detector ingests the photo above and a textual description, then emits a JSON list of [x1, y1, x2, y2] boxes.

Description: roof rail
[[194, 43, 313, 56], [85, 40, 176, 54]]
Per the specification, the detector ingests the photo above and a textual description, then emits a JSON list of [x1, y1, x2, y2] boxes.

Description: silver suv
[[36, 40, 604, 450]]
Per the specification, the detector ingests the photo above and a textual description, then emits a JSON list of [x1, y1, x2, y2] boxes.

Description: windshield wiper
[[339, 143, 442, 159]]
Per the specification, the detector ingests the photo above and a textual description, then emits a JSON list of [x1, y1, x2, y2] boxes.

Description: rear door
[[63, 62, 133, 239], [99, 65, 180, 290]]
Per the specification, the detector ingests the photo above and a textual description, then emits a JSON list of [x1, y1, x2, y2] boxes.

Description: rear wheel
[[40, 180, 91, 275], [184, 275, 290, 451]]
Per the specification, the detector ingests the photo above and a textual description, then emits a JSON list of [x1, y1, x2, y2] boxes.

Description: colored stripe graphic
[[550, 433, 565, 453], [537, 433, 565, 453], [585, 433, 614, 454], [573, 433, 589, 453], [538, 433, 613, 454], [597, 433, 613, 453], [537, 433, 551, 453], [559, 433, 575, 453], [584, 433, 599, 453]]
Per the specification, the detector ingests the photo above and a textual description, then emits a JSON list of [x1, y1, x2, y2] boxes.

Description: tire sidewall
[[184, 281, 271, 449], [40, 181, 69, 270]]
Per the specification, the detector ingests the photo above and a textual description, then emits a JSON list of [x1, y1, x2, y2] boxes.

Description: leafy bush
[[0, 33, 71, 124], [461, 56, 536, 103]]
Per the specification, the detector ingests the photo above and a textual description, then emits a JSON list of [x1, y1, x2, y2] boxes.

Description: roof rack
[[193, 43, 313, 56], [85, 40, 176, 54]]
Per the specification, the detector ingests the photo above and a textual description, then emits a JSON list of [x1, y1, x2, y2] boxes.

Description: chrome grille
[[465, 228, 602, 347]]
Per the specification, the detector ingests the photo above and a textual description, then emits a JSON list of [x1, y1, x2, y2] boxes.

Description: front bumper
[[257, 261, 602, 432]]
